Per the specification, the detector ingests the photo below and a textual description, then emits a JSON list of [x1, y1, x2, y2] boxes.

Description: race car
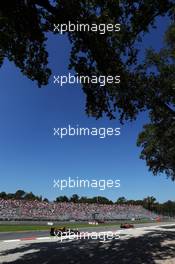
[[50, 226, 80, 236], [120, 223, 134, 229]]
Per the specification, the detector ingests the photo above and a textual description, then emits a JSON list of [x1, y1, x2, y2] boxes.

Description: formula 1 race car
[[50, 227, 80, 236], [120, 223, 134, 229]]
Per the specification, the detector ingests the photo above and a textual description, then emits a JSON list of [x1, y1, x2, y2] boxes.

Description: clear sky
[[0, 16, 174, 203]]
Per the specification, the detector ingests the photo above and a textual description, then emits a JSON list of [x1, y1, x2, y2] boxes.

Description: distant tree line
[[0, 190, 48, 202], [0, 191, 175, 216]]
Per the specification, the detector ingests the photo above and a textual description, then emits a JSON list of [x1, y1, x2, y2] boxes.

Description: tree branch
[[33, 0, 57, 15]]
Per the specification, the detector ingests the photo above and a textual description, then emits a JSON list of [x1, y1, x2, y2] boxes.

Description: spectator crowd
[[0, 198, 158, 221]]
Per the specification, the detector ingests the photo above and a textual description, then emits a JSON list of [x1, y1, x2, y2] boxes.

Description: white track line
[[3, 239, 21, 243]]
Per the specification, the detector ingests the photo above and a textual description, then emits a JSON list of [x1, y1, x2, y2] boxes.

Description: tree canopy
[[0, 0, 175, 178]]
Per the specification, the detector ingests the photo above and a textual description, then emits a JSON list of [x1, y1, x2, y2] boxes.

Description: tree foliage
[[137, 23, 175, 179], [0, 190, 43, 201], [0, 0, 175, 178]]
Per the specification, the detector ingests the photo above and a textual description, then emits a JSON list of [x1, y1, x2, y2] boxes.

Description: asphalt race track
[[0, 222, 172, 241], [1, 222, 175, 264]]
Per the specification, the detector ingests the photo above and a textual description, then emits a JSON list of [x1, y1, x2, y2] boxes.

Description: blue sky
[[0, 16, 174, 203]]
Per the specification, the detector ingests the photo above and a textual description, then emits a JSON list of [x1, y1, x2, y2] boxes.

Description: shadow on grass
[[1, 230, 175, 264]]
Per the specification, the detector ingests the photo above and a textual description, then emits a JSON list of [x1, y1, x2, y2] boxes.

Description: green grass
[[0, 219, 156, 233], [0, 223, 119, 232], [0, 225, 50, 232]]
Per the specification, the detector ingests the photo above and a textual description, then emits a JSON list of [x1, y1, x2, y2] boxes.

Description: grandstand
[[0, 199, 159, 221]]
